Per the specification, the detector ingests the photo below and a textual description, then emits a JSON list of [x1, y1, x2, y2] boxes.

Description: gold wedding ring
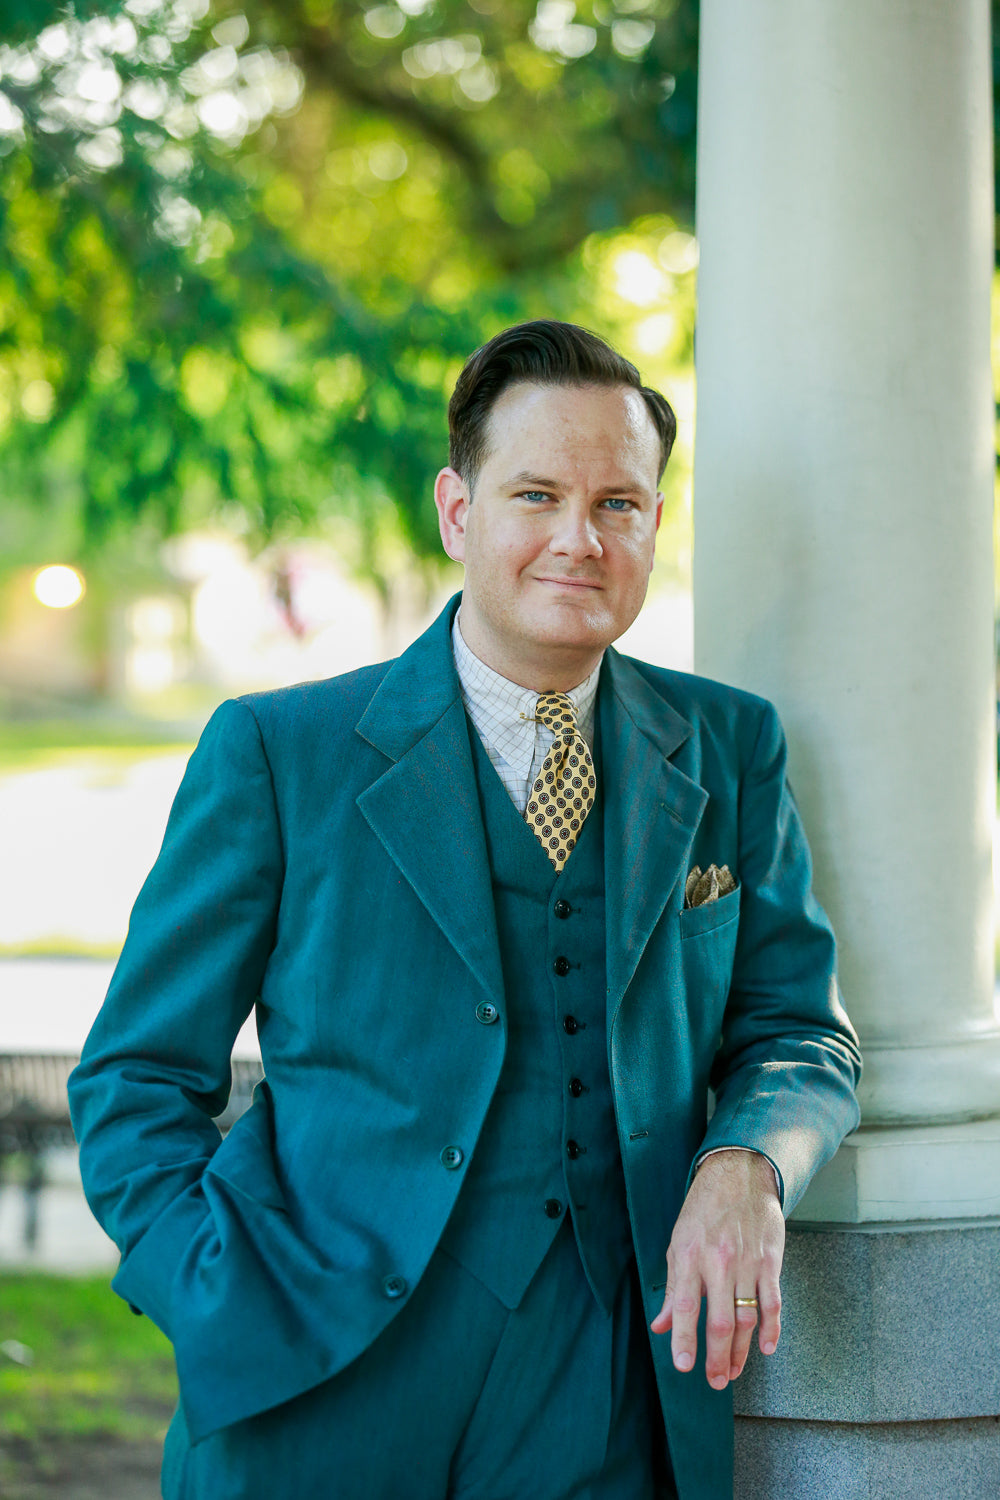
[[734, 1297, 759, 1308]]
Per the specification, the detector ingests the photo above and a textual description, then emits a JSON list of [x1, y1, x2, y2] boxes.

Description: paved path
[[1, 958, 118, 1053], [0, 953, 257, 1274], [0, 752, 190, 955], [0, 956, 258, 1274], [0, 1147, 118, 1273], [0, 956, 259, 1055]]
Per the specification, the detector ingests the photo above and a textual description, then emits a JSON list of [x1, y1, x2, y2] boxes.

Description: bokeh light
[[32, 564, 86, 609]]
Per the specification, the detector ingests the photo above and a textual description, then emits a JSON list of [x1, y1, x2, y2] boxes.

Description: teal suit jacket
[[69, 596, 860, 1498]]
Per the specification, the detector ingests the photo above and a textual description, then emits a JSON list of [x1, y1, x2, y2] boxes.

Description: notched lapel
[[355, 615, 504, 1011], [601, 653, 708, 1026]]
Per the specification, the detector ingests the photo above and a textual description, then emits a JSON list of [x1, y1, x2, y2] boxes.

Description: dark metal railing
[[0, 1052, 264, 1251]]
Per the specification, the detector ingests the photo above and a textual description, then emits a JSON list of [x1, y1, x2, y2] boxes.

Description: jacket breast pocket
[[678, 885, 741, 1046], [679, 882, 741, 940]]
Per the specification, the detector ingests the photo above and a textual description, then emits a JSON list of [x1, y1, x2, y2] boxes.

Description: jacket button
[[440, 1145, 464, 1170], [382, 1274, 408, 1299], [566, 1139, 585, 1159], [553, 955, 571, 977], [475, 1001, 499, 1025], [554, 898, 572, 919], [563, 1014, 579, 1034], [544, 1199, 563, 1219], [569, 1077, 584, 1097]]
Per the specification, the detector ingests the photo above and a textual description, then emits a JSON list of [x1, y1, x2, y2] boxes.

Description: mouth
[[533, 575, 603, 591]]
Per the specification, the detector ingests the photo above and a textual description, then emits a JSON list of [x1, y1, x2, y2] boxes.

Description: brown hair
[[448, 319, 677, 491]]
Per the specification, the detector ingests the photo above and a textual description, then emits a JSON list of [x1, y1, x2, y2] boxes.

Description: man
[[69, 321, 861, 1500]]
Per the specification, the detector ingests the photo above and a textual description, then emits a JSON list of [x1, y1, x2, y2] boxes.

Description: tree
[[0, 0, 698, 610]]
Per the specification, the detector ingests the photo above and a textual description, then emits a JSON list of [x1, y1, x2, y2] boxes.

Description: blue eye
[[603, 497, 632, 512], [521, 491, 550, 502]]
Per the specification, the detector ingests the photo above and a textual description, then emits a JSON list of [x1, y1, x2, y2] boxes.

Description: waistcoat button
[[544, 1198, 563, 1219], [553, 955, 571, 977], [566, 1139, 585, 1159], [563, 1015, 579, 1034], [382, 1274, 408, 1299], [475, 1001, 499, 1025], [569, 1077, 584, 1097], [440, 1145, 464, 1170], [554, 898, 572, 919]]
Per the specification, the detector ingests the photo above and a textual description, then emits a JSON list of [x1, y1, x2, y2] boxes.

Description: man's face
[[435, 381, 663, 689]]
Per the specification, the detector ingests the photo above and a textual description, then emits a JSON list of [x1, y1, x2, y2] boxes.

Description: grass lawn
[[0, 1273, 177, 1452], [0, 723, 193, 776]]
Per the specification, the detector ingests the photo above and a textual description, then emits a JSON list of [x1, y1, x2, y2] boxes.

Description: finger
[[728, 1295, 759, 1380], [757, 1274, 782, 1357], [659, 1266, 703, 1375], [702, 1277, 738, 1390], [649, 1288, 673, 1335]]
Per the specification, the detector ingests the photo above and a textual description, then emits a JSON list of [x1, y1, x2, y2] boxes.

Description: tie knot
[[534, 692, 578, 736]]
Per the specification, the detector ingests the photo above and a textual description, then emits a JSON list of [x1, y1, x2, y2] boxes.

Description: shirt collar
[[451, 610, 602, 780]]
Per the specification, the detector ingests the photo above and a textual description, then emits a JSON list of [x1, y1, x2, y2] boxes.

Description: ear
[[435, 467, 471, 562]]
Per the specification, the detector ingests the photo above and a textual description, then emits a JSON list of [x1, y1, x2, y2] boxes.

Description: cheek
[[464, 536, 532, 606], [614, 534, 657, 581], [479, 532, 536, 576]]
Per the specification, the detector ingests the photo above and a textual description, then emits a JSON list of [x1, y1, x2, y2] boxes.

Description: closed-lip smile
[[534, 575, 602, 589]]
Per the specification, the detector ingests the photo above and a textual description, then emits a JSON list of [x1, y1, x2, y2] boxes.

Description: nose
[[548, 504, 603, 561]]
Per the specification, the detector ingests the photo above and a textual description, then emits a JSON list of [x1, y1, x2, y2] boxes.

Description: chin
[[531, 617, 614, 654], [546, 597, 617, 630]]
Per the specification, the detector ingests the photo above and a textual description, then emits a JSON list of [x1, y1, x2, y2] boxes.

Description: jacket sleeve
[[68, 697, 285, 1333], [696, 700, 862, 1213]]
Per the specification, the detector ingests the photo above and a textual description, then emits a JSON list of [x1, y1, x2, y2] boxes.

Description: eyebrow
[[505, 471, 561, 488], [503, 470, 647, 494]]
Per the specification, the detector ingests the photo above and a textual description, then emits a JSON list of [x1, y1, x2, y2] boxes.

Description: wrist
[[695, 1148, 780, 1196]]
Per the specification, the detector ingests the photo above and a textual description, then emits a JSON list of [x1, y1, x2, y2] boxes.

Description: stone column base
[[733, 1219, 1000, 1498], [792, 1119, 1000, 1222], [736, 1415, 1000, 1498]]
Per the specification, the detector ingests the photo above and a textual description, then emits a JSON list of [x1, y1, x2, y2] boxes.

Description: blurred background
[[0, 0, 998, 1491], [0, 0, 701, 1074]]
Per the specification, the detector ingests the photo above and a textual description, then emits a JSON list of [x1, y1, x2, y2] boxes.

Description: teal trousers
[[162, 1221, 674, 1499]]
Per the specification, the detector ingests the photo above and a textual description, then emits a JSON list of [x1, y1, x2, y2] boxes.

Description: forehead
[[481, 381, 660, 481]]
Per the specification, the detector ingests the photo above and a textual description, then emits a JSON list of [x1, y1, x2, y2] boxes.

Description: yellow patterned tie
[[525, 693, 596, 872]]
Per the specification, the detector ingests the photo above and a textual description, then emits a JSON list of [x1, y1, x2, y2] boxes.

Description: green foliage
[[0, 1, 699, 594], [243, 0, 698, 274], [0, 1273, 176, 1442], [3, 0, 999, 598]]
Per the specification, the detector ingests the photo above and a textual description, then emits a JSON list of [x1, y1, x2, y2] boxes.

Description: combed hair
[[448, 319, 677, 490]]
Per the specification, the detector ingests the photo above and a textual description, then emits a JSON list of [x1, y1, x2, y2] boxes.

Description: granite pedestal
[[733, 1219, 1000, 1497]]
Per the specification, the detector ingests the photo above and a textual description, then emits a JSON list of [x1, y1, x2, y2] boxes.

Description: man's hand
[[650, 1150, 784, 1390]]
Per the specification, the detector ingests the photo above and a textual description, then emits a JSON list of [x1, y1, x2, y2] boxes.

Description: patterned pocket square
[[684, 863, 737, 909]]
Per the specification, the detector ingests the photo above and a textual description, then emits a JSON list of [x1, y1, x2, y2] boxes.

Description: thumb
[[650, 1288, 673, 1334]]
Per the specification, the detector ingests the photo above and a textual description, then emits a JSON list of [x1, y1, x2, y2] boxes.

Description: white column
[[693, 0, 1000, 1217]]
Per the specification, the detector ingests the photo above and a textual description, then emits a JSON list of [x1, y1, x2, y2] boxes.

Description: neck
[[460, 626, 602, 694]]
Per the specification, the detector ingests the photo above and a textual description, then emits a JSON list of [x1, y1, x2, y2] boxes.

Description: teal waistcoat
[[439, 722, 634, 1314]]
